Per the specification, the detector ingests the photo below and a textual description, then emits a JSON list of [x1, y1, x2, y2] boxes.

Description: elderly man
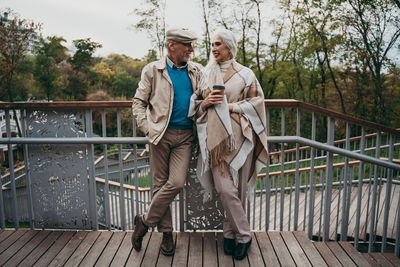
[[131, 28, 202, 256]]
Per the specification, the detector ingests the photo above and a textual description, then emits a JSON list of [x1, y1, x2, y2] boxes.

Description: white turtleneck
[[218, 59, 242, 114], [219, 59, 233, 77]]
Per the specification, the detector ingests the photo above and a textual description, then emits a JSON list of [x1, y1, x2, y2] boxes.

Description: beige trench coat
[[132, 57, 202, 145]]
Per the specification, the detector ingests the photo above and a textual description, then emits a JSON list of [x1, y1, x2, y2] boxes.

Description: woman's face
[[211, 35, 232, 63]]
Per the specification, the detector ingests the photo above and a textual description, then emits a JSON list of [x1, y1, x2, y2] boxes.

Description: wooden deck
[[0, 230, 399, 266], [250, 184, 400, 240]]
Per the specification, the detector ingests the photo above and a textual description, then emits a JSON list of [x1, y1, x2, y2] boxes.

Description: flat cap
[[166, 28, 197, 43]]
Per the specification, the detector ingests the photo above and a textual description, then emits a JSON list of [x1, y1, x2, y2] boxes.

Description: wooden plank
[[0, 230, 39, 265], [125, 231, 151, 266], [362, 253, 380, 266], [301, 189, 323, 234], [202, 232, 217, 267], [79, 231, 113, 266], [247, 232, 265, 267], [64, 231, 101, 267], [48, 230, 88, 267], [359, 183, 374, 240], [156, 232, 175, 267], [0, 230, 15, 244], [368, 253, 395, 267], [330, 185, 359, 240], [3, 230, 51, 267], [348, 184, 369, 238], [281, 231, 312, 266], [324, 242, 356, 267], [141, 232, 162, 267], [268, 231, 296, 266], [234, 255, 250, 267], [338, 241, 373, 266], [0, 229, 28, 254], [255, 232, 280, 266], [292, 231, 327, 267], [95, 231, 125, 267], [215, 233, 233, 267], [33, 231, 76, 266], [110, 232, 133, 267], [313, 190, 340, 237], [172, 232, 189, 267], [313, 242, 341, 267], [19, 231, 63, 267], [376, 183, 395, 237], [187, 232, 202, 267], [309, 190, 322, 237], [382, 253, 400, 266], [363, 183, 386, 239]]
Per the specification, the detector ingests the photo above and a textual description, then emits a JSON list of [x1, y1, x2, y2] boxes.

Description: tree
[[338, 0, 400, 124], [33, 36, 67, 100], [200, 0, 213, 60], [250, 0, 266, 86], [34, 55, 60, 101], [132, 0, 166, 58], [68, 38, 102, 72], [112, 72, 137, 97], [36, 36, 68, 63], [0, 9, 40, 102], [301, 0, 347, 113]]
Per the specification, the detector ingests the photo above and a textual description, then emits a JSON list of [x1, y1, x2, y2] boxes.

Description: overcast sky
[[1, 0, 205, 59]]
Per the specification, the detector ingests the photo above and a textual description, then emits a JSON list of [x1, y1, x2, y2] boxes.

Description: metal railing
[[0, 100, 399, 256]]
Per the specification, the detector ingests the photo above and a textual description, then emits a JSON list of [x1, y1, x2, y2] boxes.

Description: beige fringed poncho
[[188, 59, 269, 201]]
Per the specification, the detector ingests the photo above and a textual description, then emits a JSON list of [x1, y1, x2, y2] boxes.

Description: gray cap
[[166, 28, 197, 43]]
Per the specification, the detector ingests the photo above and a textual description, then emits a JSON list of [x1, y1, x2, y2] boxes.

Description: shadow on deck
[[0, 230, 399, 266]]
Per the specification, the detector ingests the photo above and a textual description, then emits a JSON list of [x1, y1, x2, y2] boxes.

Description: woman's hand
[[201, 90, 224, 111]]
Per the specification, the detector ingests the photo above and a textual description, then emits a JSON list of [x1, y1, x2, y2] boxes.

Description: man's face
[[169, 41, 194, 66]]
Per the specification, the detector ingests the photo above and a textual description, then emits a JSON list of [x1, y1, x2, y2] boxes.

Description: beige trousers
[[143, 128, 193, 232], [211, 150, 253, 243]]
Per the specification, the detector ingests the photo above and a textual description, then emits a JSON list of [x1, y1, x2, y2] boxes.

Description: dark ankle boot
[[233, 238, 252, 260], [160, 232, 175, 256], [131, 214, 149, 251], [223, 238, 235, 255]]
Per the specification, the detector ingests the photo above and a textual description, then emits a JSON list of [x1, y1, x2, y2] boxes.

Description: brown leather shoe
[[131, 214, 149, 251], [160, 232, 175, 256]]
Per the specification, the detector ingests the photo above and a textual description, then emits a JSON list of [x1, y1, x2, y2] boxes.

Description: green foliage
[[0, 9, 40, 101], [33, 36, 66, 101], [112, 71, 137, 98], [68, 38, 102, 72]]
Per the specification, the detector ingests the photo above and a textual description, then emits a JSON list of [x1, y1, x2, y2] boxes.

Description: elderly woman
[[188, 29, 268, 260]]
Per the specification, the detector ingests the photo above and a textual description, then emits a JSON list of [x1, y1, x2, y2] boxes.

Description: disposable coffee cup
[[213, 85, 225, 95]]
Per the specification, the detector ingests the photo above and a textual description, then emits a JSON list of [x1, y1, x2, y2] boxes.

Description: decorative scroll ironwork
[[26, 110, 92, 229], [185, 156, 225, 230]]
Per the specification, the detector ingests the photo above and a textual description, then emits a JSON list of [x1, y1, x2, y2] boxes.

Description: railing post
[[307, 112, 316, 239], [340, 122, 351, 241], [354, 127, 365, 249], [294, 108, 301, 230], [117, 109, 126, 230], [323, 116, 335, 241], [280, 108, 285, 231], [21, 109, 34, 229], [368, 131, 381, 252], [86, 109, 98, 230], [132, 117, 140, 222], [101, 110, 111, 230], [381, 134, 394, 252], [5, 109, 19, 229], [265, 107, 271, 232]]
